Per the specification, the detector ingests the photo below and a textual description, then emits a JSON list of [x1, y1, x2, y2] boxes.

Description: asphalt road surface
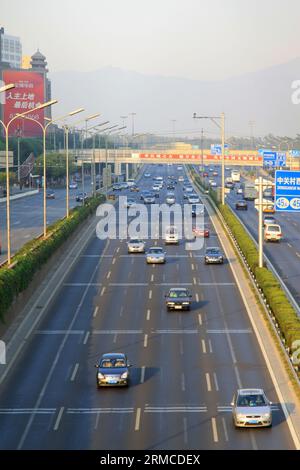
[[0, 164, 295, 449]]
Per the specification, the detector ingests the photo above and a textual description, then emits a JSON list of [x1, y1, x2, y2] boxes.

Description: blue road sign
[[275, 170, 300, 212], [210, 144, 228, 155], [290, 150, 300, 157], [263, 151, 286, 167]]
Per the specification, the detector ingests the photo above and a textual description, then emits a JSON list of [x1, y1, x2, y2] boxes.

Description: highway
[[0, 180, 92, 264], [203, 167, 300, 309], [0, 164, 296, 449]]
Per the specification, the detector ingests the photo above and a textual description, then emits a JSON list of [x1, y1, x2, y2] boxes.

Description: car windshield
[[207, 248, 220, 255], [129, 239, 142, 244], [149, 248, 163, 254], [169, 290, 188, 298], [100, 358, 126, 368], [268, 226, 280, 232], [237, 394, 267, 407]]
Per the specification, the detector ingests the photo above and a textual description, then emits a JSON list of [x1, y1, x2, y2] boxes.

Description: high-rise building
[[0, 27, 22, 69]]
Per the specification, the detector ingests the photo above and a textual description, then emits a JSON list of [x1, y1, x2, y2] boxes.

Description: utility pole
[[258, 176, 263, 268], [221, 112, 225, 205], [201, 128, 204, 178]]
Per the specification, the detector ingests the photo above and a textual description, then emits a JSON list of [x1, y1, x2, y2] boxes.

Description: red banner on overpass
[[138, 153, 262, 163]]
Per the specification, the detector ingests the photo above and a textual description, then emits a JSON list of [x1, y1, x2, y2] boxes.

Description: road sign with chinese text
[[275, 170, 300, 212]]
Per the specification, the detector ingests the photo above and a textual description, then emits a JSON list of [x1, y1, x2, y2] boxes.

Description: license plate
[[248, 420, 258, 424], [175, 305, 182, 309], [108, 379, 118, 384]]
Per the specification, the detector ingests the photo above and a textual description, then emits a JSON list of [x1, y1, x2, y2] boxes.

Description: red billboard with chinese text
[[1, 70, 45, 137]]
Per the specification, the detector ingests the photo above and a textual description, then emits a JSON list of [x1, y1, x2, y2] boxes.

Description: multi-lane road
[[0, 180, 92, 264], [0, 164, 296, 449]]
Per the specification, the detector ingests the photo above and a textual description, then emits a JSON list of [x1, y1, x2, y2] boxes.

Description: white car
[[178, 176, 184, 182], [236, 187, 243, 195], [166, 193, 176, 205], [127, 239, 146, 253], [144, 173, 151, 178], [69, 182, 78, 189], [164, 226, 179, 244], [152, 184, 161, 192], [144, 194, 156, 204], [188, 194, 200, 204], [210, 181, 217, 187], [177, 166, 183, 170], [231, 388, 272, 428], [264, 224, 282, 242], [146, 247, 166, 264]]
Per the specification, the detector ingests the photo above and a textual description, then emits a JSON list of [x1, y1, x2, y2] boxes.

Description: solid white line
[[83, 331, 90, 345], [71, 363, 79, 382], [198, 314, 202, 326], [201, 339, 206, 354], [146, 309, 151, 321], [140, 366, 146, 384], [53, 407, 64, 431], [109, 283, 148, 286], [149, 290, 152, 299], [100, 287, 106, 296], [206, 373, 212, 392], [135, 408, 141, 431], [144, 334, 148, 347], [211, 417, 218, 442], [93, 329, 142, 334], [93, 306, 99, 318], [94, 412, 101, 430], [213, 372, 219, 392], [195, 293, 199, 303], [222, 417, 229, 442], [206, 329, 252, 334]]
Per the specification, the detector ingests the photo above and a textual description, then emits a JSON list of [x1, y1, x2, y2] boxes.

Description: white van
[[164, 226, 179, 244], [264, 224, 282, 242]]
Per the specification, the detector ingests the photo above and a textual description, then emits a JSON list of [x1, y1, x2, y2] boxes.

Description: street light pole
[[221, 112, 225, 205]]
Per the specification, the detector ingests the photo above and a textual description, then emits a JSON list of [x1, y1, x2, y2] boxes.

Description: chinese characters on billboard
[[1, 70, 45, 137]]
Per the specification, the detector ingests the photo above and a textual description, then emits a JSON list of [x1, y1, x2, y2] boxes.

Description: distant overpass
[[74, 148, 263, 167]]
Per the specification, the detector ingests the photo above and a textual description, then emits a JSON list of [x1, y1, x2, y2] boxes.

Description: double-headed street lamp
[[0, 99, 58, 264], [193, 113, 226, 204]]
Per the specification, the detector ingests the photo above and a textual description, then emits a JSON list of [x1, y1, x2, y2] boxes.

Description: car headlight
[[121, 372, 128, 379], [98, 373, 104, 379], [182, 302, 190, 305], [236, 414, 245, 419], [168, 302, 175, 305], [263, 413, 271, 418]]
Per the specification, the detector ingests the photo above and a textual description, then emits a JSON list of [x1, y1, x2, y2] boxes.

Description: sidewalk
[[0, 188, 39, 203]]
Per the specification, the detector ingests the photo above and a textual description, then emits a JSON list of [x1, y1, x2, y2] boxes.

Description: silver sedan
[[231, 388, 272, 428], [127, 239, 146, 253], [146, 247, 166, 264]]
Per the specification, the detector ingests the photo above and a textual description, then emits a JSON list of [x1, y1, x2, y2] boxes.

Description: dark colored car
[[204, 247, 224, 264], [46, 191, 55, 199], [165, 287, 192, 310], [76, 192, 87, 202], [140, 190, 151, 200], [95, 353, 131, 387], [225, 181, 234, 189], [236, 200, 248, 210], [130, 185, 140, 192]]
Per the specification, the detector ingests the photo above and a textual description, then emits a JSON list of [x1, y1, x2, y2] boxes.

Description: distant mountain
[[49, 59, 300, 137]]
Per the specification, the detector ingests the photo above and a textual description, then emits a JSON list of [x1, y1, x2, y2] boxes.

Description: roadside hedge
[[0, 194, 105, 322], [189, 166, 300, 353]]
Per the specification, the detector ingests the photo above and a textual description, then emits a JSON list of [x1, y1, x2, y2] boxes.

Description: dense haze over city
[[2, 0, 300, 136]]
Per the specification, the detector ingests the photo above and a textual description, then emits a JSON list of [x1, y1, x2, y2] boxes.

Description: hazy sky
[[2, 0, 300, 80]]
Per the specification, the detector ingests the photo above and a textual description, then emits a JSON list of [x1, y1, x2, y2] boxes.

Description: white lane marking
[[140, 366, 146, 384], [181, 373, 186, 392], [113, 333, 118, 343], [222, 417, 229, 442], [287, 243, 292, 248], [189, 252, 193, 258], [191, 263, 195, 271], [198, 314, 202, 326], [116, 247, 120, 253], [151, 274, 154, 282], [64, 283, 102, 286], [144, 334, 148, 347], [179, 339, 184, 355], [144, 406, 207, 413], [0, 409, 55, 414], [100, 287, 106, 296], [149, 290, 152, 299], [68, 408, 134, 414], [36, 330, 84, 335], [94, 412, 101, 430], [112, 258, 116, 265], [208, 340, 213, 353], [195, 293, 199, 303], [93, 306, 99, 318], [183, 417, 188, 444], [201, 339, 206, 354], [206, 373, 212, 392], [213, 372, 219, 392], [71, 363, 79, 382], [53, 407, 65, 431], [207, 329, 252, 334], [296, 252, 300, 258], [93, 329, 142, 334], [109, 283, 148, 286], [155, 329, 197, 334], [135, 408, 141, 431], [83, 331, 90, 345], [197, 282, 235, 286], [146, 309, 151, 321], [106, 271, 111, 279], [211, 417, 219, 443], [193, 277, 197, 285]]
